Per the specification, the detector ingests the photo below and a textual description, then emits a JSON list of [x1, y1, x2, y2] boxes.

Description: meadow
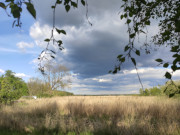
[[0, 96, 180, 135]]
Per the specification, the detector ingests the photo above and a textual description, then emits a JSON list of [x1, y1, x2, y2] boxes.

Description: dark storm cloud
[[33, 0, 121, 27], [32, 0, 175, 80], [33, 0, 85, 27], [61, 29, 127, 78]]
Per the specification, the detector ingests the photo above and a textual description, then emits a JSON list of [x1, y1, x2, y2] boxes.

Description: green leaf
[[56, 0, 62, 4], [163, 63, 169, 68], [130, 33, 135, 38], [44, 39, 50, 42], [50, 50, 56, 54], [64, 0, 70, 4], [172, 54, 179, 58], [0, 2, 6, 9], [56, 28, 66, 35], [113, 68, 117, 74], [120, 15, 124, 19], [124, 45, 130, 52], [10, 4, 21, 18], [129, 12, 133, 17], [51, 55, 55, 59], [127, 19, 131, 24], [171, 46, 179, 52], [65, 5, 70, 12], [131, 58, 136, 66], [120, 57, 125, 62], [145, 20, 150, 25], [117, 55, 123, 59], [71, 1, 77, 8], [51, 6, 55, 8], [171, 65, 177, 71], [165, 72, 171, 79], [25, 2, 36, 19], [57, 40, 63, 46], [155, 59, 163, 63], [124, 13, 127, 18], [135, 50, 140, 56], [81, 0, 85, 6]]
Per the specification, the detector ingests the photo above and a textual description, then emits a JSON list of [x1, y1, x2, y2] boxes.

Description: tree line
[[139, 80, 180, 97], [0, 64, 73, 104]]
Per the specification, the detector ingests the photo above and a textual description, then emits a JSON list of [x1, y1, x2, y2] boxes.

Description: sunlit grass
[[0, 96, 179, 135]]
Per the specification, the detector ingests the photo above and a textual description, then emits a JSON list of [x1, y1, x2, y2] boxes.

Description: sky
[[0, 0, 179, 95]]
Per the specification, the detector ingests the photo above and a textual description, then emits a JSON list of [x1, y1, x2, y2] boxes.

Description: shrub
[[0, 70, 28, 104]]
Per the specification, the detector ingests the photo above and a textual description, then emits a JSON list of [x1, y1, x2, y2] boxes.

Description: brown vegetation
[[0, 96, 179, 135]]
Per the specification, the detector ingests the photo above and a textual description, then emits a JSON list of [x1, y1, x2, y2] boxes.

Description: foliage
[[0, 0, 86, 27], [111, 0, 180, 81], [139, 87, 162, 96], [40, 90, 74, 98], [139, 80, 180, 97], [0, 70, 28, 104], [27, 77, 49, 96], [162, 80, 180, 97], [27, 77, 73, 98]]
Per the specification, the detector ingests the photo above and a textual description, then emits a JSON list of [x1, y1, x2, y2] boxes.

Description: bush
[[139, 80, 180, 97], [0, 70, 28, 104]]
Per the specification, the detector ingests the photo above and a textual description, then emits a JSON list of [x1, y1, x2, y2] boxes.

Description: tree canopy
[[0, 70, 28, 104]]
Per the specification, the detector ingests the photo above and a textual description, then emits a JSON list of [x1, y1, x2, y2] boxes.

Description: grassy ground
[[0, 96, 179, 135]]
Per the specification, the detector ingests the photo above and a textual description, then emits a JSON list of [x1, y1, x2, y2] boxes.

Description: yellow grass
[[0, 96, 180, 135]]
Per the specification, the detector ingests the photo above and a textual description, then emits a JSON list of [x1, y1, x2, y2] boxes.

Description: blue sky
[[0, 0, 179, 95]]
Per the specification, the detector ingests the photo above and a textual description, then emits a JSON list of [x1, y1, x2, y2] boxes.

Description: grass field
[[0, 96, 180, 135]]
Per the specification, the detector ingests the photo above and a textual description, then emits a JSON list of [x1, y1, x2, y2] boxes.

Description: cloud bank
[[25, 0, 180, 94]]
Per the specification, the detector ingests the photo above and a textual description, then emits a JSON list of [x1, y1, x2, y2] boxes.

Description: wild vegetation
[[139, 80, 180, 97], [27, 77, 73, 98], [0, 69, 73, 104], [0, 70, 28, 104], [0, 96, 179, 135]]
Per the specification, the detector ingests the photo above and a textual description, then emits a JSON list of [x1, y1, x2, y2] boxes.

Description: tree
[[27, 77, 49, 96], [0, 70, 28, 104], [149, 87, 162, 96], [43, 63, 72, 91]]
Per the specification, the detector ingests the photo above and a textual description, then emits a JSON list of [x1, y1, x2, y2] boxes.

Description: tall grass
[[0, 96, 179, 135]]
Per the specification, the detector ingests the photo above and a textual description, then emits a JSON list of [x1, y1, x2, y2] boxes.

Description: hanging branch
[[38, 0, 91, 74]]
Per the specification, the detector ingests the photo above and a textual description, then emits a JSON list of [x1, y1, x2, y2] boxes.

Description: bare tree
[[43, 63, 71, 91]]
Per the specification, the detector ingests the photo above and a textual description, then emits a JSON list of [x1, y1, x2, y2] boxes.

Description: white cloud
[[0, 69, 5, 74], [92, 78, 112, 83], [16, 42, 34, 50], [69, 67, 180, 95], [14, 73, 30, 78], [123, 67, 180, 79]]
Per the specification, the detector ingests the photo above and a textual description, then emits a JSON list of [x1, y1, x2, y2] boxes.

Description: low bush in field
[[38, 90, 74, 98], [0, 96, 179, 135], [139, 80, 180, 97]]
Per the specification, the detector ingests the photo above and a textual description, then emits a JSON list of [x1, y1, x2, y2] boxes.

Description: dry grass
[[0, 96, 180, 135]]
